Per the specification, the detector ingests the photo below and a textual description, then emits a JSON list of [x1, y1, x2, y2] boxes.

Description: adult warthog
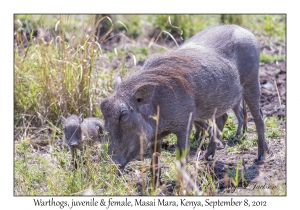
[[100, 24, 268, 184]]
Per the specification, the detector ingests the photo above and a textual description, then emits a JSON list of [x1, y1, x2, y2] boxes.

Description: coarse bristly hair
[[119, 50, 197, 95]]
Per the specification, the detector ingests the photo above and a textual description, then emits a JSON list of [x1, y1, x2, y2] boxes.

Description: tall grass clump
[[14, 15, 116, 128]]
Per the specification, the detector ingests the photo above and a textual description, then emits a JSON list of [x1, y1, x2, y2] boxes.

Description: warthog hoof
[[257, 150, 269, 164], [257, 142, 269, 164]]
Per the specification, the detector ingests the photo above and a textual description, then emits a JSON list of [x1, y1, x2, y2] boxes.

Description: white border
[[3, 0, 298, 209]]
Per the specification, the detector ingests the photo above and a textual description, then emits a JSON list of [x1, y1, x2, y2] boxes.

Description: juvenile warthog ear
[[113, 74, 122, 90], [60, 116, 66, 125], [79, 113, 84, 122], [133, 85, 155, 103]]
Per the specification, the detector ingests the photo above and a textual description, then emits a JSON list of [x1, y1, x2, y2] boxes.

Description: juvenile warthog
[[101, 25, 268, 184], [60, 114, 105, 167]]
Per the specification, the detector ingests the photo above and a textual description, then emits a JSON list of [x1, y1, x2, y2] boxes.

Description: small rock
[[262, 82, 275, 91]]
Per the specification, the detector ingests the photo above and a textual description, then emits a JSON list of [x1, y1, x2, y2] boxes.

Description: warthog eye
[[119, 109, 128, 121], [137, 98, 142, 103]]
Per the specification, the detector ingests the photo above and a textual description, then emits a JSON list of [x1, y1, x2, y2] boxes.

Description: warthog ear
[[79, 113, 84, 123], [113, 74, 122, 90], [60, 116, 66, 125], [133, 85, 155, 104]]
